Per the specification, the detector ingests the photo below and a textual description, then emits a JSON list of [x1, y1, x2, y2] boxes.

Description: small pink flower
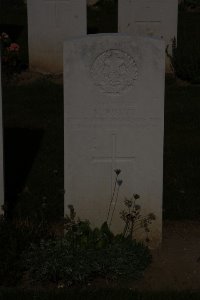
[[8, 43, 20, 52]]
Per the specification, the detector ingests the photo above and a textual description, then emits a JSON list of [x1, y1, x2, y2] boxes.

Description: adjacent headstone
[[64, 34, 165, 247], [0, 52, 4, 215], [27, 0, 87, 73], [118, 0, 178, 72]]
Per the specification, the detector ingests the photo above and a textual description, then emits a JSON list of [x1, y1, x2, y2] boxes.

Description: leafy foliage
[[0, 32, 21, 81], [120, 194, 156, 242], [0, 171, 154, 287], [0, 216, 55, 286], [23, 206, 152, 286], [107, 169, 156, 242]]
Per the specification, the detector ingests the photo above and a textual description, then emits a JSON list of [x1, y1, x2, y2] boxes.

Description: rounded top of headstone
[[90, 49, 138, 95]]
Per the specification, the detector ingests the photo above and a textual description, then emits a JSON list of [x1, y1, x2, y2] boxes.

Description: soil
[[85, 221, 200, 292], [128, 221, 200, 291]]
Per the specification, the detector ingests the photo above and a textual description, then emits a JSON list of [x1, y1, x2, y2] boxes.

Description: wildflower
[[117, 179, 123, 186], [135, 204, 141, 211], [8, 43, 20, 52], [146, 237, 150, 243], [124, 198, 132, 208], [133, 194, 140, 200], [114, 169, 121, 176]]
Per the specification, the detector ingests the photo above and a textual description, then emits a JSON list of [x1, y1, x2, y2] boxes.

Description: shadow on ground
[[3, 128, 44, 218]]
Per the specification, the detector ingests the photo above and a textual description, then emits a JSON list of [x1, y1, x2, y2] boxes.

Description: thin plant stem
[[109, 185, 120, 228], [123, 220, 130, 237], [106, 175, 117, 223], [130, 219, 135, 239]]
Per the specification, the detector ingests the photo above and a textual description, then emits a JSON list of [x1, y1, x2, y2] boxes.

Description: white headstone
[[118, 0, 178, 72], [0, 51, 4, 215], [64, 34, 165, 247], [27, 0, 87, 73]]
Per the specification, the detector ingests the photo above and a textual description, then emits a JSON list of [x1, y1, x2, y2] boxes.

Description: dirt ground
[[128, 221, 200, 291]]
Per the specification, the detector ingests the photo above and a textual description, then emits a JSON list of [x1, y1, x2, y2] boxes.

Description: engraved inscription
[[94, 107, 135, 119], [90, 49, 138, 94], [67, 117, 160, 130]]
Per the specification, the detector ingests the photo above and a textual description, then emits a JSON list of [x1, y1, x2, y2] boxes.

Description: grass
[[0, 288, 200, 300]]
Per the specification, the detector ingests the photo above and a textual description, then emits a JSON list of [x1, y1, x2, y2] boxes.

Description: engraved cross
[[45, 0, 69, 28], [92, 134, 135, 196]]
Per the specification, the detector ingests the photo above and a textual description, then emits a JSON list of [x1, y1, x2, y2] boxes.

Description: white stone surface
[[0, 52, 4, 215], [27, 0, 87, 73], [118, 0, 178, 72], [64, 34, 165, 247]]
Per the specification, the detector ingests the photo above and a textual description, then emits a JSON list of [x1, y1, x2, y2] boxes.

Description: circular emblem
[[90, 49, 138, 94]]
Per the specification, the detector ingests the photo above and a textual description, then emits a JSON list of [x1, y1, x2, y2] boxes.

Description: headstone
[[27, 0, 87, 73], [64, 34, 165, 247], [118, 0, 178, 72], [0, 51, 4, 215]]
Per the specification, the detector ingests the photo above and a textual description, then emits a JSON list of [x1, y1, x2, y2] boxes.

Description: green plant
[[23, 206, 152, 286], [120, 194, 156, 242], [0, 32, 21, 81], [106, 169, 122, 227], [107, 169, 156, 242], [0, 215, 55, 286]]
